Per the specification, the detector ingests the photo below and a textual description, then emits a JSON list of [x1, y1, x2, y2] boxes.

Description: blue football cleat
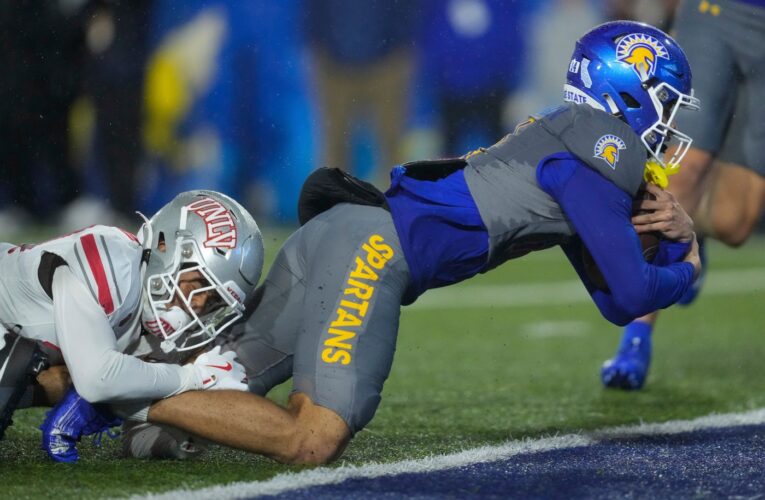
[[677, 237, 706, 306], [601, 329, 652, 390], [40, 387, 122, 463]]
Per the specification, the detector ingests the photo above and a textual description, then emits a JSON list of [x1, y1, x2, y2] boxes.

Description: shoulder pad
[[540, 104, 645, 196], [71, 226, 142, 316]]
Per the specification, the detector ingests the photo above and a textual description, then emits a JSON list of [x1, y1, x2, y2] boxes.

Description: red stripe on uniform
[[80, 234, 115, 314], [118, 228, 139, 243], [42, 341, 61, 352]]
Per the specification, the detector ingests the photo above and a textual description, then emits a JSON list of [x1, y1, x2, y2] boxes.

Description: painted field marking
[[409, 267, 765, 311], [519, 320, 591, 338], [132, 407, 765, 500]]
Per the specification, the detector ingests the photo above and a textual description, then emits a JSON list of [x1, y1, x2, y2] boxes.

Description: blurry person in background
[[305, 0, 420, 184], [60, 0, 154, 232], [142, 0, 315, 222], [506, 0, 604, 127], [606, 0, 681, 31], [602, 0, 765, 390], [0, 1, 89, 234], [408, 0, 532, 158]]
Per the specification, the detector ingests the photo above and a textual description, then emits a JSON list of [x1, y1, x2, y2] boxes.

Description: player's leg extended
[[700, 164, 765, 247], [682, 0, 765, 244], [601, 315, 654, 390]]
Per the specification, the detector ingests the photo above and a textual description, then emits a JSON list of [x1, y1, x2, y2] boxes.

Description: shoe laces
[[91, 427, 121, 447]]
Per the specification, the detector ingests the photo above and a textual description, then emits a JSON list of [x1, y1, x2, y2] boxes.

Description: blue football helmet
[[564, 21, 700, 169]]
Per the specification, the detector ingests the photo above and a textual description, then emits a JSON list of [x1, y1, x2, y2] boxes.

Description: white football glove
[[190, 346, 248, 392]]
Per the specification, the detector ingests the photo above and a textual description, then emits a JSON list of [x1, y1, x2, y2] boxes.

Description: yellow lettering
[[344, 279, 375, 301], [330, 308, 362, 328], [363, 243, 388, 270], [368, 235, 394, 260], [350, 256, 378, 281], [325, 328, 356, 349], [340, 299, 369, 317], [321, 347, 351, 365]]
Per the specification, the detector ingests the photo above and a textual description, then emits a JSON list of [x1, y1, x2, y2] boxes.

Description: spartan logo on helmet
[[564, 21, 700, 170], [615, 33, 669, 82]]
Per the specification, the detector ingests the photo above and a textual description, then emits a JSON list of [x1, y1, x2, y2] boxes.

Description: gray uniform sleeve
[[52, 266, 200, 403]]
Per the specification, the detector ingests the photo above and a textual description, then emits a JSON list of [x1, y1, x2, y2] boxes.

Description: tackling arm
[[52, 266, 202, 403]]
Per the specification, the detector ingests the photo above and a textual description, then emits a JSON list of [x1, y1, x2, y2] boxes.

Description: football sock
[[619, 320, 652, 353]]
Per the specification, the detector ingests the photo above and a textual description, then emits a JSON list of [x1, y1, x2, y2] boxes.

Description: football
[[636, 189, 661, 262], [639, 231, 661, 262]]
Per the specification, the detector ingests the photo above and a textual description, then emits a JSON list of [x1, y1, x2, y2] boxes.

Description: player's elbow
[[600, 310, 632, 327], [279, 431, 345, 465], [610, 286, 654, 323]]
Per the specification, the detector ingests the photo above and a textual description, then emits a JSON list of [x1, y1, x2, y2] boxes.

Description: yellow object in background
[[143, 52, 190, 156], [68, 96, 96, 170], [141, 8, 227, 160]]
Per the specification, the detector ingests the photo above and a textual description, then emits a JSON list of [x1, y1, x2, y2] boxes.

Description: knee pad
[[121, 421, 207, 459]]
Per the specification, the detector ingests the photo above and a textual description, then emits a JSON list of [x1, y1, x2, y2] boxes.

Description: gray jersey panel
[[538, 105, 645, 195], [226, 204, 410, 434], [464, 104, 644, 270]]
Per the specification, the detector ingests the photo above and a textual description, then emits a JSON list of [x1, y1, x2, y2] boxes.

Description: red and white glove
[[190, 346, 248, 391]]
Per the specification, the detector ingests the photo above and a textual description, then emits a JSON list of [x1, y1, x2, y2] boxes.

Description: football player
[[602, 0, 765, 390], [46, 21, 701, 465], [0, 190, 263, 445]]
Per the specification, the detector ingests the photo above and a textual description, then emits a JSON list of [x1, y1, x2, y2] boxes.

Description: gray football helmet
[[139, 190, 264, 353]]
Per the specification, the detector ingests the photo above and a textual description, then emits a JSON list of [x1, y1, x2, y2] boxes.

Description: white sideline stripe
[[133, 407, 765, 500], [409, 267, 765, 310]]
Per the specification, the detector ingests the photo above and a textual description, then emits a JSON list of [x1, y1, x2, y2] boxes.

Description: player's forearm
[[550, 165, 695, 319], [52, 266, 199, 403], [72, 352, 199, 403], [147, 390, 300, 462]]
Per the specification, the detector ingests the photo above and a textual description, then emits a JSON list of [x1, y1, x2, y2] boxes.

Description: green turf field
[[1, 232, 764, 499]]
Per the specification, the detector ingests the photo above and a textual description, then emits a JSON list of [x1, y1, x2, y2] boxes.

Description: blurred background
[[0, 0, 683, 233]]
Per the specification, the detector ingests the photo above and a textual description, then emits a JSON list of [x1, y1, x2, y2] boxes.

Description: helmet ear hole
[[619, 92, 641, 109], [602, 94, 620, 114], [157, 232, 167, 253]]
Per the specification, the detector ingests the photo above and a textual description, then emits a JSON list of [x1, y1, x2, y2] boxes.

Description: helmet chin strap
[[136, 211, 154, 272], [118, 212, 156, 343]]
